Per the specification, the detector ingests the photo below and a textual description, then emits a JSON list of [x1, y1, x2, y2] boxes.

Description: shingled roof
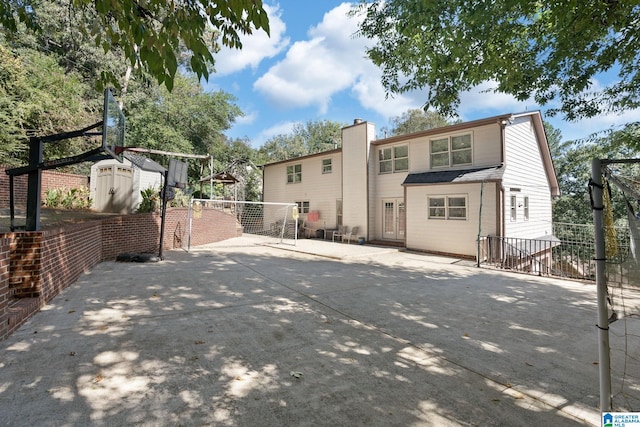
[[402, 165, 504, 186]]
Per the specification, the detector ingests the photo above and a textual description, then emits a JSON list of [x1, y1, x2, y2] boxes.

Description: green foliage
[[258, 120, 345, 163], [550, 123, 640, 225], [126, 74, 243, 158], [137, 187, 161, 213], [0, 0, 270, 91], [383, 109, 455, 137], [43, 186, 92, 209], [355, 1, 640, 121]]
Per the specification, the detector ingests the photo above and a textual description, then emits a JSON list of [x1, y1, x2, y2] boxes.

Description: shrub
[[43, 186, 91, 209]]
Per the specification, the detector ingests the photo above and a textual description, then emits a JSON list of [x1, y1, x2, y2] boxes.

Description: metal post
[[591, 158, 612, 412], [158, 171, 168, 260], [26, 136, 43, 231]]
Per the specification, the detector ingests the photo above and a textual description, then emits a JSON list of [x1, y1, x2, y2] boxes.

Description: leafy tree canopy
[[0, 0, 270, 91], [550, 122, 640, 225], [383, 109, 455, 137], [258, 120, 345, 163], [355, 1, 640, 121]]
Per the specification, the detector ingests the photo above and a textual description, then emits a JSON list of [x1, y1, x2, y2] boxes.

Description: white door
[[382, 199, 405, 240], [95, 165, 133, 213]]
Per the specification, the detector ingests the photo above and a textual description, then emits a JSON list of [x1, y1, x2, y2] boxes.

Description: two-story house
[[262, 111, 559, 258]]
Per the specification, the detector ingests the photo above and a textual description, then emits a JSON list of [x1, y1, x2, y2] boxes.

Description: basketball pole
[[159, 170, 169, 260]]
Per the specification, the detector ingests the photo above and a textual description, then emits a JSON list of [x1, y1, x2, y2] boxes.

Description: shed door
[[95, 165, 133, 213]]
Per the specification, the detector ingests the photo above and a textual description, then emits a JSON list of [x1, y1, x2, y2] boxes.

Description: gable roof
[[402, 165, 505, 186]]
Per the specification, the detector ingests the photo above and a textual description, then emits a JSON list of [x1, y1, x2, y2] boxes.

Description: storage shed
[[90, 153, 165, 213]]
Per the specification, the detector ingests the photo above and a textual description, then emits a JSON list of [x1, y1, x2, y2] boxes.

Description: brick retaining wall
[[0, 207, 242, 341], [0, 166, 89, 208]]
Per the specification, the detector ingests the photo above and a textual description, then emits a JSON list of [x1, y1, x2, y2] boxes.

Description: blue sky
[[205, 1, 640, 148]]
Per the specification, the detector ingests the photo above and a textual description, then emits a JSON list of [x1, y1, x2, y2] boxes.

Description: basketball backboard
[[168, 158, 188, 189], [102, 88, 125, 162]]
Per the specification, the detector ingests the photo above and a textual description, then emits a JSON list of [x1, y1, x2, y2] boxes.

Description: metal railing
[[478, 223, 630, 281]]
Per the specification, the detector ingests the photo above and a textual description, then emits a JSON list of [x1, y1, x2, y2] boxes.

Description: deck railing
[[478, 223, 630, 281]]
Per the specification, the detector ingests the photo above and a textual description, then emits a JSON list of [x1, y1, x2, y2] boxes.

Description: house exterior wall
[[262, 112, 556, 257], [405, 182, 499, 256], [502, 116, 554, 239], [389, 123, 502, 173], [262, 152, 342, 229], [342, 121, 374, 238]]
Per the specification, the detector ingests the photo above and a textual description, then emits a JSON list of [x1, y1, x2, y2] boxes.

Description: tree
[[126, 73, 243, 157], [0, 43, 90, 165], [258, 120, 345, 163], [0, 0, 270, 91], [550, 123, 640, 225], [355, 1, 640, 121], [383, 109, 453, 137]]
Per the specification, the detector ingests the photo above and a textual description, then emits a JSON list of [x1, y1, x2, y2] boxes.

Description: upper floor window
[[287, 164, 302, 183], [379, 145, 409, 173], [322, 158, 332, 174], [430, 133, 472, 168]]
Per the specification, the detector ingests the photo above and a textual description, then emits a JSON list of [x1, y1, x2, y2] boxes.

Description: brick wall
[[0, 207, 242, 341], [0, 237, 10, 339], [0, 166, 89, 208]]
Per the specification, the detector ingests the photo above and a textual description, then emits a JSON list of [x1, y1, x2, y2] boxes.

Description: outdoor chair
[[332, 225, 347, 242], [342, 226, 360, 244]]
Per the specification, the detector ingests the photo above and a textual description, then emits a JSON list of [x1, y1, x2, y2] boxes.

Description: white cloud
[[457, 81, 533, 120], [351, 68, 426, 119], [254, 3, 369, 113], [253, 120, 299, 146], [234, 111, 258, 126], [213, 4, 290, 76]]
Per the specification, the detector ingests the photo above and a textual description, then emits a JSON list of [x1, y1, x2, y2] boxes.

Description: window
[[428, 196, 467, 220], [430, 133, 472, 168], [336, 199, 343, 227], [448, 196, 467, 219], [524, 196, 529, 220], [322, 158, 332, 174], [510, 195, 517, 221], [379, 145, 408, 173], [296, 201, 310, 213], [393, 145, 409, 171], [287, 164, 301, 183], [379, 148, 392, 173], [428, 197, 446, 219]]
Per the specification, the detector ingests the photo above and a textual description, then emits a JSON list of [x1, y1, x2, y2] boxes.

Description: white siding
[[378, 123, 502, 174], [405, 182, 498, 256], [342, 121, 374, 237], [502, 116, 553, 238], [263, 153, 342, 229]]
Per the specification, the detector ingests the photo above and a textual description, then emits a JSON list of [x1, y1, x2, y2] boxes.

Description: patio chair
[[342, 226, 360, 244], [332, 225, 347, 242]]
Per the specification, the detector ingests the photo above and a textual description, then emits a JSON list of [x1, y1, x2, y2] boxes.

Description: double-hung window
[[379, 145, 409, 173], [322, 158, 332, 174], [296, 201, 310, 213], [428, 195, 468, 220], [430, 133, 472, 168], [287, 164, 302, 183]]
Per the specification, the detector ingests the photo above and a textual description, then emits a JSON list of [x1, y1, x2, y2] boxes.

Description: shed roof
[[124, 153, 166, 174], [402, 165, 504, 186]]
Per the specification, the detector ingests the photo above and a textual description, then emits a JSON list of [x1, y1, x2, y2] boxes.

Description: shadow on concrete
[[1, 240, 638, 426]]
